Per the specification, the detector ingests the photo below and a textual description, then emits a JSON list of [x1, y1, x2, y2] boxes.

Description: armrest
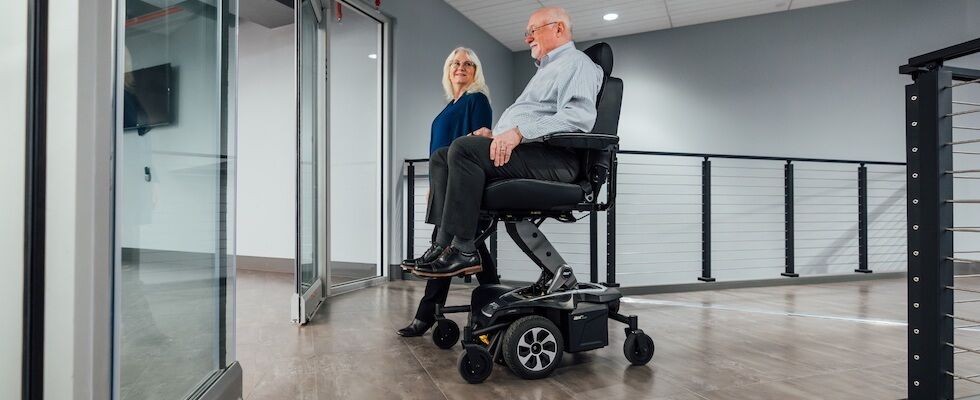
[[539, 132, 619, 151]]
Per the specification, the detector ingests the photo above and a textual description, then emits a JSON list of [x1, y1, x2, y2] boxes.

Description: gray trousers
[[425, 135, 580, 240]]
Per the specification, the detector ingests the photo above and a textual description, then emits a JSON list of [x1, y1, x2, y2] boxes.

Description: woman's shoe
[[396, 319, 433, 337], [401, 243, 446, 271]]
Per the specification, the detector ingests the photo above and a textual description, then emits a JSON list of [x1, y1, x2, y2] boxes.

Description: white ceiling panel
[[443, 0, 854, 51], [789, 0, 850, 9], [666, 0, 791, 28]]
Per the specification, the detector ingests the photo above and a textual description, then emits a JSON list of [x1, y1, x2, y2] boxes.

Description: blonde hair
[[441, 47, 491, 103]]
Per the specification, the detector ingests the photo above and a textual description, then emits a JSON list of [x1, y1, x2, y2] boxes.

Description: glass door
[[114, 0, 239, 398], [294, 0, 327, 324], [327, 0, 387, 289]]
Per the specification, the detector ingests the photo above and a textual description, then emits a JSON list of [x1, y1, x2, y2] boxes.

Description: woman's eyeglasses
[[451, 61, 477, 69]]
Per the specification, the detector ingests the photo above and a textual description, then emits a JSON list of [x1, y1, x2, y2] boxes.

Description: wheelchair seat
[[480, 42, 622, 214]]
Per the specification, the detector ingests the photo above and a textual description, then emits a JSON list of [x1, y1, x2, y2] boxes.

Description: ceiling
[[444, 0, 853, 51]]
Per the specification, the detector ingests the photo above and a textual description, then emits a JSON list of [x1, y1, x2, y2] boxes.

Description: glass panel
[[0, 0, 27, 396], [328, 2, 382, 285], [116, 0, 234, 398], [298, 0, 319, 293]]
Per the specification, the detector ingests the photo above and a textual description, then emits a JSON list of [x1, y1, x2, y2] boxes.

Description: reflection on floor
[[121, 251, 222, 400], [329, 261, 378, 286], [237, 270, 918, 399]]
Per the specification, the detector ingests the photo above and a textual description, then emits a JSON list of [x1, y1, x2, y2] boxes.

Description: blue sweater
[[429, 92, 492, 155]]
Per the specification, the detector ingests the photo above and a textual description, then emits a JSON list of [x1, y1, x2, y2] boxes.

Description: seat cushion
[[482, 179, 584, 211]]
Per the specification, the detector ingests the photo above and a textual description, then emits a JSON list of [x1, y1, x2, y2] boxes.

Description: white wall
[[0, 0, 26, 395], [237, 20, 296, 259], [515, 0, 980, 161]]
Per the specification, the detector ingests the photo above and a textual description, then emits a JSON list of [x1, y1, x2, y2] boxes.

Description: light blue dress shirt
[[493, 41, 604, 141]]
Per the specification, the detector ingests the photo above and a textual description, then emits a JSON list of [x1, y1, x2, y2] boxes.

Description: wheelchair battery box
[[562, 302, 609, 353]]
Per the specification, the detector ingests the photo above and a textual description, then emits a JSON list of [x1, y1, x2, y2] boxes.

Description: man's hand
[[471, 127, 492, 138], [489, 127, 523, 167]]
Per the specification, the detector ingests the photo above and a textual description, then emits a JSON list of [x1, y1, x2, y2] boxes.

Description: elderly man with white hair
[[409, 7, 604, 278]]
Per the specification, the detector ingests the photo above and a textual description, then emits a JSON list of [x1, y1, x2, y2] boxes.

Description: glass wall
[[0, 0, 27, 397], [298, 0, 320, 295], [328, 1, 384, 285], [115, 0, 236, 398]]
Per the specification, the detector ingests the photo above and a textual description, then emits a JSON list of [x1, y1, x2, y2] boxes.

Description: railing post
[[699, 158, 715, 282], [906, 68, 954, 400], [782, 161, 798, 277], [856, 163, 872, 273], [405, 162, 415, 280], [590, 210, 598, 283], [605, 157, 619, 287]]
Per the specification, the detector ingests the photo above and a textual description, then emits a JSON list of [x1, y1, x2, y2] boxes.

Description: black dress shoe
[[401, 243, 446, 271], [413, 246, 482, 278], [396, 319, 433, 337]]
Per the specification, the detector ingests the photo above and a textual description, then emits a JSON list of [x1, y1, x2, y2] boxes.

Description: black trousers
[[414, 240, 499, 323], [424, 135, 580, 240]]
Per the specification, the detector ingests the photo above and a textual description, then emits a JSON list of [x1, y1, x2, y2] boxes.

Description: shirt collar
[[535, 41, 576, 68]]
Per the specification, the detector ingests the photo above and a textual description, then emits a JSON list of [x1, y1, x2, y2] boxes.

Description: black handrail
[[404, 150, 907, 286], [406, 151, 906, 166]]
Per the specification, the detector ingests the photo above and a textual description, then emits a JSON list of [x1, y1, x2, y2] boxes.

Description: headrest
[[584, 42, 613, 78]]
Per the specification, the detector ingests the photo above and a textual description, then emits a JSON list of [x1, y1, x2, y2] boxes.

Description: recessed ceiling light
[[368, 54, 378, 59], [603, 13, 618, 21]]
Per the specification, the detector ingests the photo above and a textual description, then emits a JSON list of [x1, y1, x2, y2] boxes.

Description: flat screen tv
[[123, 63, 173, 134]]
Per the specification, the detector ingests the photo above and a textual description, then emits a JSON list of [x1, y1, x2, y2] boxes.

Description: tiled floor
[[236, 270, 917, 399]]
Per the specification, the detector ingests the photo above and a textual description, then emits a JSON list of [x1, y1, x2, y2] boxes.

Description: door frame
[[324, 0, 393, 296]]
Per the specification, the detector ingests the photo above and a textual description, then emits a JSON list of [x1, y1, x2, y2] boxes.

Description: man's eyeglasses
[[524, 21, 558, 38], [451, 61, 477, 69]]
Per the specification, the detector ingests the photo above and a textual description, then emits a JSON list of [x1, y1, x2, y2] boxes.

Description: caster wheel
[[608, 299, 621, 315], [502, 316, 564, 380], [624, 330, 655, 366], [458, 346, 493, 384], [433, 319, 460, 349]]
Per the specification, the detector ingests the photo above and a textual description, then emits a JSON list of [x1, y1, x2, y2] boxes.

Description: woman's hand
[[471, 127, 492, 137], [489, 128, 523, 167]]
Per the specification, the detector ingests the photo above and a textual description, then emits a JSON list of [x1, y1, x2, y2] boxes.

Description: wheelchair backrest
[[581, 43, 623, 201]]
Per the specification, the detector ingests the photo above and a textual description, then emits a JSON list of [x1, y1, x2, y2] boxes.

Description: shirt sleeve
[[517, 59, 603, 141], [467, 93, 493, 134]]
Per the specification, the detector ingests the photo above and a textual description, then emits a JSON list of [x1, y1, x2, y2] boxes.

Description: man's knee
[[431, 146, 449, 167], [447, 135, 489, 162]]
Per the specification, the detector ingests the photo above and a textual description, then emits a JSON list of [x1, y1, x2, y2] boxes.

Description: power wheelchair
[[424, 42, 654, 383]]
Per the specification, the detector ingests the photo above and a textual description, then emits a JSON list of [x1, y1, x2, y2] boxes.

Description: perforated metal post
[[699, 158, 715, 282], [856, 164, 872, 273], [906, 68, 954, 400], [405, 162, 415, 279], [606, 157, 619, 287], [782, 161, 798, 277]]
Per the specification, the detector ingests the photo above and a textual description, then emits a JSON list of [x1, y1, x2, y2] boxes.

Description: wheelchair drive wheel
[[432, 319, 460, 349], [623, 330, 655, 366], [458, 345, 493, 384], [502, 316, 564, 380]]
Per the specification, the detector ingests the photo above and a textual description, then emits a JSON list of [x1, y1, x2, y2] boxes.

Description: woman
[[397, 47, 499, 337]]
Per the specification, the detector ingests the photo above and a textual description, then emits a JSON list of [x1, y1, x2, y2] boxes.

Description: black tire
[[433, 320, 460, 349], [458, 347, 493, 384], [623, 331, 655, 366], [501, 316, 564, 380]]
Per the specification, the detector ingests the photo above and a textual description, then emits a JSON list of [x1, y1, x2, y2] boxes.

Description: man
[[409, 7, 603, 278]]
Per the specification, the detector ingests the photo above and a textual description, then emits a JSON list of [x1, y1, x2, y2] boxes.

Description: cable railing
[[901, 37, 980, 399], [403, 148, 907, 288]]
